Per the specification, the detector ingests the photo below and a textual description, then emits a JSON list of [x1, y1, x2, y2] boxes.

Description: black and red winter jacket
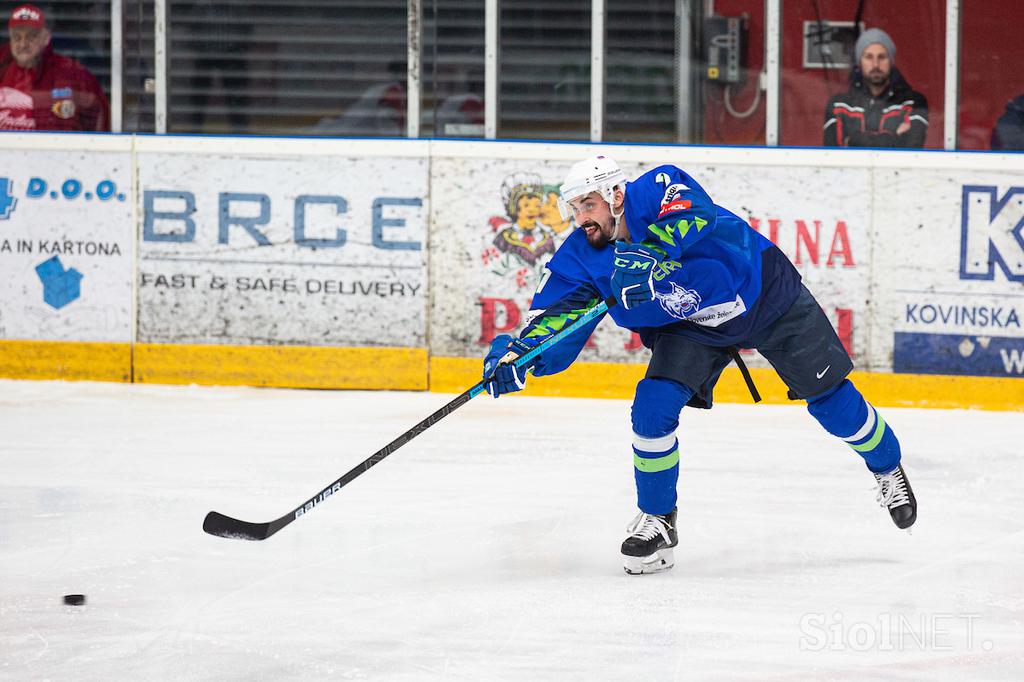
[[0, 42, 109, 132], [823, 67, 928, 148]]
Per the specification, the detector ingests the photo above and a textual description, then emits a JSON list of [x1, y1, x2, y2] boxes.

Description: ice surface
[[1, 379, 1022, 681]]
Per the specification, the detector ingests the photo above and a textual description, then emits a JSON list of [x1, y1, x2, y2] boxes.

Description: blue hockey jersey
[[520, 165, 802, 377]]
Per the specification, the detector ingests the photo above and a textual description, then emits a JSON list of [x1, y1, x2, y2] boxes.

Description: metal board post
[[485, 0, 498, 138], [408, 0, 422, 138], [110, 0, 122, 133], [943, 0, 960, 150], [764, 0, 780, 146], [154, 0, 166, 134], [590, 0, 605, 142]]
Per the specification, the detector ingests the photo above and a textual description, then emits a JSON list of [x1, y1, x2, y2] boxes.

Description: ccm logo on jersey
[[657, 183, 692, 218]]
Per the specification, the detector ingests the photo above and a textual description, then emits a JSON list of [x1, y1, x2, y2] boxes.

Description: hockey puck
[[62, 594, 86, 606]]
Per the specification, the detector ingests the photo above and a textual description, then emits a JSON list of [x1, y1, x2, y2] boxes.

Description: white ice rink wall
[[1, 133, 1021, 409]]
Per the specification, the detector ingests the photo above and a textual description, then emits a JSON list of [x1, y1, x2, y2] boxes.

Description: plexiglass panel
[[166, 1, 408, 136], [780, 1, 945, 149], [124, 0, 155, 133], [605, 0, 678, 143], [17, 0, 1016, 151], [422, 0, 485, 138], [694, 1, 766, 146], [498, 1, 590, 141], [960, 1, 1024, 151], [1, 0, 112, 131]]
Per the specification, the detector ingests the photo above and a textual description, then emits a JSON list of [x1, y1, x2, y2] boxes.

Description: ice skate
[[621, 508, 677, 575], [874, 463, 917, 529]]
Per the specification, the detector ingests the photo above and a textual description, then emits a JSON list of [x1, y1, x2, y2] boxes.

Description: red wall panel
[[702, 0, 766, 145], [959, 1, 1024, 150], [781, 0, 945, 148], [705, 1, 950, 149]]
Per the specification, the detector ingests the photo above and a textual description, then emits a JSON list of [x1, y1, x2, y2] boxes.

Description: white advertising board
[[430, 156, 872, 368], [3, 134, 1020, 387], [871, 169, 1024, 378], [137, 152, 428, 347], [690, 164, 871, 368], [0, 148, 133, 342], [429, 156, 646, 364]]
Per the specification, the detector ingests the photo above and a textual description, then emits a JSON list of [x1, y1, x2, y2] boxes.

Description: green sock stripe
[[849, 412, 887, 453], [634, 448, 680, 473]]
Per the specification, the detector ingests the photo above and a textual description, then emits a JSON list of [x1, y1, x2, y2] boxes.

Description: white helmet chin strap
[[609, 187, 625, 240]]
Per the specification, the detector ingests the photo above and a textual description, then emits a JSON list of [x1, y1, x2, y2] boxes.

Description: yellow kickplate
[[429, 356, 1023, 412], [134, 343, 427, 390], [0, 340, 131, 382]]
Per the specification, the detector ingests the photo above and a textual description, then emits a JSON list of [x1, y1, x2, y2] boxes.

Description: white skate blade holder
[[623, 547, 675, 575]]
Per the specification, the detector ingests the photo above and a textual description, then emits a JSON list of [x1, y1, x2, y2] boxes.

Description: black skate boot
[[621, 508, 678, 575], [874, 464, 917, 529]]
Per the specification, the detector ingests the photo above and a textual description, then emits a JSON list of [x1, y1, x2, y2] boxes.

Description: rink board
[[0, 134, 1022, 410], [430, 357, 1024, 412], [0, 340, 131, 382], [0, 140, 133, 345], [430, 149, 871, 366], [134, 343, 427, 390], [0, 340, 426, 389], [135, 140, 428, 349], [1, 344, 1017, 409]]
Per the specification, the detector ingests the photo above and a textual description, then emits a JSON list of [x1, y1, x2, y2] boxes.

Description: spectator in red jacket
[[0, 4, 109, 132]]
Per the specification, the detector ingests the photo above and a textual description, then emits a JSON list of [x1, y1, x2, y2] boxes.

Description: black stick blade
[[203, 511, 272, 541]]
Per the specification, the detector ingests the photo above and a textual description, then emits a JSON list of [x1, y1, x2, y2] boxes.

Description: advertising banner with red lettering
[[137, 151, 427, 347], [429, 156, 648, 365], [0, 147, 133, 342], [693, 164, 869, 367], [430, 156, 871, 369]]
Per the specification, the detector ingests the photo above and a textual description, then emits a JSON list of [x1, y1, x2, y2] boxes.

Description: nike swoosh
[[816, 365, 831, 379]]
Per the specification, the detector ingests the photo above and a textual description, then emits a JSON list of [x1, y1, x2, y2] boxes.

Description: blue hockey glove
[[482, 334, 538, 398], [611, 241, 660, 310]]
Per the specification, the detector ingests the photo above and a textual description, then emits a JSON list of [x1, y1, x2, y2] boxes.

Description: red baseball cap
[[9, 4, 46, 30]]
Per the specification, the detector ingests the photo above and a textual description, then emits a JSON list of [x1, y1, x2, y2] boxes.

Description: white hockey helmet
[[557, 155, 627, 221]]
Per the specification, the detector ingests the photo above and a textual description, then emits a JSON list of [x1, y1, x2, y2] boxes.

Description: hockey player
[[482, 155, 917, 575]]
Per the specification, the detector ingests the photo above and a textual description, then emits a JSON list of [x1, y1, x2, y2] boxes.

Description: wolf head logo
[[655, 281, 702, 318]]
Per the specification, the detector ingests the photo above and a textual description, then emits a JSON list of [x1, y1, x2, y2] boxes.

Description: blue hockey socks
[[806, 380, 901, 473], [631, 378, 693, 514]]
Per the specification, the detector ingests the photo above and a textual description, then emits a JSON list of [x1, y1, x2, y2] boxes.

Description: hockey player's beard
[[579, 218, 616, 249]]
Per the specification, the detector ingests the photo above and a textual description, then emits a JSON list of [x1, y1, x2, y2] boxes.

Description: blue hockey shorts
[[644, 285, 853, 408]]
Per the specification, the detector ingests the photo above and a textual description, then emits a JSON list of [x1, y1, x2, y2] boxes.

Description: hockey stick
[[203, 295, 617, 541]]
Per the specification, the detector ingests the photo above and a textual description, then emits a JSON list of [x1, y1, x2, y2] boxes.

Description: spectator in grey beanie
[[855, 28, 896, 67], [823, 27, 928, 147]]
